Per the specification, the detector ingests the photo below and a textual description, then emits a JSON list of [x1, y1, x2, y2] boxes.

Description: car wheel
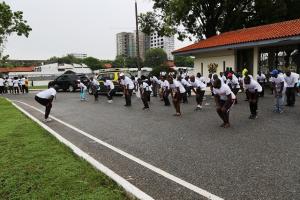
[[69, 85, 75, 92], [88, 87, 93, 95]]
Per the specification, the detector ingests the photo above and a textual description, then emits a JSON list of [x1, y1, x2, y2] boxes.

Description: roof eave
[[173, 35, 300, 56]]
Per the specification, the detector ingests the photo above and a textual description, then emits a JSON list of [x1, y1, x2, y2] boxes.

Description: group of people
[[0, 76, 29, 95], [34, 68, 300, 128]]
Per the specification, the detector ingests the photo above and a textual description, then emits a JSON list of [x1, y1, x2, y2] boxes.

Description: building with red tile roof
[[173, 19, 300, 78], [0, 66, 35, 73]]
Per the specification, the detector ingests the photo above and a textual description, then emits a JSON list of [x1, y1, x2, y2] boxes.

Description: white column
[[253, 47, 259, 80]]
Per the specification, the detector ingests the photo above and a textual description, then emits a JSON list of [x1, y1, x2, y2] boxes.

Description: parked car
[[48, 74, 90, 92], [88, 71, 131, 95]]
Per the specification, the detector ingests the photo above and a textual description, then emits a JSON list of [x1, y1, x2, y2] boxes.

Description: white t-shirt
[[92, 79, 99, 86], [104, 80, 115, 90], [151, 76, 159, 84], [226, 77, 240, 89], [244, 79, 262, 93], [191, 79, 206, 90], [271, 76, 286, 93], [121, 76, 134, 90], [162, 80, 170, 90], [181, 78, 191, 87], [0, 78, 4, 86], [170, 80, 186, 93], [78, 82, 87, 90], [221, 75, 227, 82], [21, 77, 26, 85], [257, 74, 266, 83], [13, 80, 19, 87], [284, 74, 298, 88], [142, 82, 151, 91], [213, 84, 236, 100], [8, 78, 13, 86], [37, 88, 56, 99]]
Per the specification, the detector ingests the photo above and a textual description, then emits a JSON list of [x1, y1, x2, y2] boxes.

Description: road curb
[[7, 98, 154, 200]]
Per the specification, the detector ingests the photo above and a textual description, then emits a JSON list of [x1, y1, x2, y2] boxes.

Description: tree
[[0, 2, 32, 58], [82, 57, 103, 70], [174, 56, 194, 68], [139, 0, 300, 40], [144, 48, 168, 68]]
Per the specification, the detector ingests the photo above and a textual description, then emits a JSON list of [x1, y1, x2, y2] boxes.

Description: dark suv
[[49, 74, 90, 92]]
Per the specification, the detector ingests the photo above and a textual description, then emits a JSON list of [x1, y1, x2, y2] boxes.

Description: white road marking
[[9, 100, 154, 200], [14, 100, 224, 200]]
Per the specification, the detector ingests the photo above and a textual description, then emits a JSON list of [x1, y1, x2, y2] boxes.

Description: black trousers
[[163, 90, 170, 106], [196, 89, 205, 105], [142, 92, 150, 108], [107, 89, 115, 100], [14, 87, 19, 94], [182, 90, 188, 103], [152, 83, 158, 97], [247, 92, 259, 115], [286, 87, 296, 106], [0, 86, 4, 94], [9, 86, 13, 94], [22, 85, 26, 93], [35, 96, 52, 119], [125, 89, 133, 106]]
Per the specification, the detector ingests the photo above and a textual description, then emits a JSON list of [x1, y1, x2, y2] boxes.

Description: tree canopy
[[139, 0, 300, 40], [144, 48, 168, 68], [174, 56, 194, 68], [0, 2, 32, 57]]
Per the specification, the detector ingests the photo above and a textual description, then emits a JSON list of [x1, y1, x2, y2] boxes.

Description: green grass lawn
[[0, 98, 129, 200]]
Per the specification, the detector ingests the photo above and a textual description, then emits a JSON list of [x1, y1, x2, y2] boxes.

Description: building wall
[[150, 33, 175, 60], [193, 50, 235, 78]]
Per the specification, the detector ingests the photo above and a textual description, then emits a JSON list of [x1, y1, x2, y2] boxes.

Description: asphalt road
[[4, 91, 300, 200]]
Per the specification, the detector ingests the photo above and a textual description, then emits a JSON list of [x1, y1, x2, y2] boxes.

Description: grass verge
[[0, 98, 130, 200], [29, 86, 48, 90]]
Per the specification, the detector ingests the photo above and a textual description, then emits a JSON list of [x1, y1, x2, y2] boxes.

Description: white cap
[[119, 73, 124, 76]]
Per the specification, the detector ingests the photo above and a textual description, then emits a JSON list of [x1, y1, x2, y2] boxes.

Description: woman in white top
[[190, 75, 206, 110], [138, 75, 151, 110], [161, 76, 171, 106], [168, 76, 186, 116], [104, 78, 115, 103], [213, 78, 236, 128]]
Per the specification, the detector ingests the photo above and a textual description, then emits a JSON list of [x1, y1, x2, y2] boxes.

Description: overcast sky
[[4, 0, 193, 60]]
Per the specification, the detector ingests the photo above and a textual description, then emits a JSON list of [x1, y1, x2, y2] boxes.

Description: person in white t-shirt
[[103, 78, 115, 103], [90, 77, 100, 101], [138, 75, 151, 110], [213, 78, 236, 128], [13, 77, 20, 94], [190, 75, 206, 110], [257, 71, 266, 97], [244, 76, 262, 119], [270, 69, 285, 113], [7, 77, 13, 94], [226, 73, 240, 104], [35, 83, 57, 122], [168, 76, 186, 116], [161, 76, 171, 106], [150, 75, 159, 97], [284, 70, 298, 107], [21, 75, 26, 94], [120, 73, 134, 106], [178, 76, 190, 103], [0, 77, 4, 95]]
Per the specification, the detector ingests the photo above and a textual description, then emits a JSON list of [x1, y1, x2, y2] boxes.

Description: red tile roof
[[0, 66, 35, 73], [174, 19, 300, 54]]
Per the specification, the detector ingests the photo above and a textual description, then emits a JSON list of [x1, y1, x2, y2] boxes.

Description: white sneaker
[[43, 118, 52, 122], [108, 100, 113, 103]]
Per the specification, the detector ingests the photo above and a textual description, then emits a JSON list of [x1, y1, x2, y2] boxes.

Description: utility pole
[[135, 0, 141, 78]]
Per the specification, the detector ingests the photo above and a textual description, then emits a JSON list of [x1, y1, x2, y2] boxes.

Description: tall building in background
[[116, 32, 135, 58], [116, 31, 174, 61], [150, 33, 175, 60]]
